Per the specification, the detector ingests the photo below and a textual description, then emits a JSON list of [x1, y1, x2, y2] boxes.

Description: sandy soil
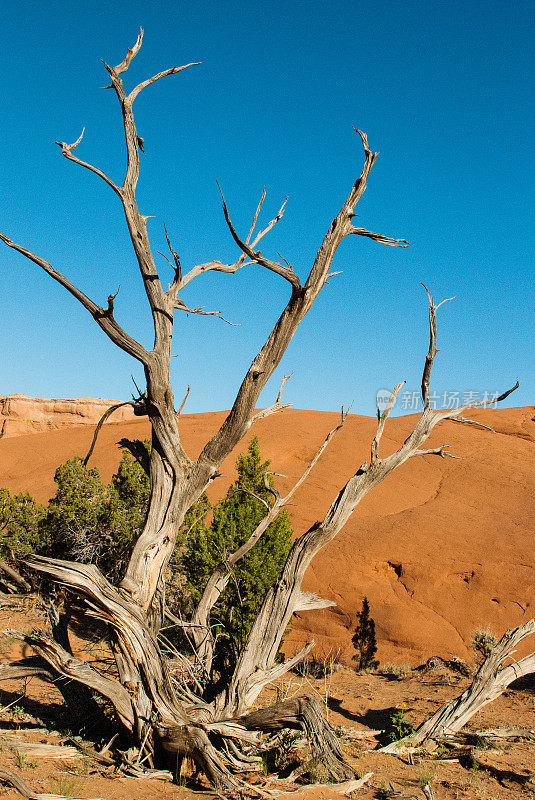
[[0, 616, 533, 800]]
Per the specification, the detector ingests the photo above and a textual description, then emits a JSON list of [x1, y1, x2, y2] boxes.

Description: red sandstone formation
[[0, 399, 533, 664], [0, 395, 134, 438]]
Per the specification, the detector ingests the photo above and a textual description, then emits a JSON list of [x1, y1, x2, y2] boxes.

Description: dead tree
[[0, 30, 518, 785], [381, 620, 535, 753]]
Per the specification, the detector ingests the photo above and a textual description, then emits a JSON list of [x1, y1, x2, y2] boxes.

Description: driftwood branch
[[380, 620, 535, 752]]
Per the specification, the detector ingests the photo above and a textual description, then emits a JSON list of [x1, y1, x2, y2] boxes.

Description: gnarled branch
[[219, 288, 517, 716], [55, 127, 121, 196], [380, 620, 535, 752], [0, 233, 150, 364], [6, 628, 135, 728]]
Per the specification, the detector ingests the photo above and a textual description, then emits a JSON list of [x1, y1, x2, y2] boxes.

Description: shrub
[[378, 662, 411, 680], [472, 628, 498, 661], [387, 706, 415, 742], [352, 596, 379, 671], [0, 488, 46, 561], [182, 436, 293, 676]]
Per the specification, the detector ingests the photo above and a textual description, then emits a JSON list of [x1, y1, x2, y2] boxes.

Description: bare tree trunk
[[0, 28, 520, 786], [240, 697, 355, 781], [380, 621, 535, 752]]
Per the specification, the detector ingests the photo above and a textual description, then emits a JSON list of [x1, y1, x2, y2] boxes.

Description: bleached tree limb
[[55, 128, 121, 196], [172, 298, 238, 326], [0, 561, 32, 592], [0, 233, 149, 364], [177, 385, 191, 417], [253, 374, 293, 423], [176, 190, 287, 293], [111, 27, 144, 74], [6, 628, 135, 728], [0, 657, 53, 682], [219, 185, 302, 290], [380, 620, 535, 752], [239, 696, 355, 781], [371, 383, 405, 464], [125, 124, 402, 608], [21, 556, 187, 729], [128, 63, 201, 104], [217, 290, 517, 717], [421, 283, 455, 407]]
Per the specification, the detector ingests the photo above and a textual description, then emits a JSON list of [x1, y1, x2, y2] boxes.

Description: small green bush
[[472, 628, 498, 661], [387, 707, 415, 742]]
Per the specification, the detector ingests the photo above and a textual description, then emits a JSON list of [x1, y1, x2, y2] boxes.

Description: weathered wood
[[381, 620, 535, 752], [0, 740, 80, 759], [7, 628, 135, 729], [0, 657, 54, 682], [155, 723, 235, 788], [0, 767, 105, 799], [240, 696, 355, 781], [0, 561, 32, 592]]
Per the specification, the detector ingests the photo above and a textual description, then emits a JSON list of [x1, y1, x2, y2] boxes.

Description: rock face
[[0, 401, 533, 665], [0, 395, 134, 438]]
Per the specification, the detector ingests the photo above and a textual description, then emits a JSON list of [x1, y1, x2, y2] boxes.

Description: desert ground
[[0, 396, 533, 799]]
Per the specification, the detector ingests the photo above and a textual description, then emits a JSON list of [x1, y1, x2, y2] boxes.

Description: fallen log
[[381, 620, 535, 753], [0, 767, 104, 799]]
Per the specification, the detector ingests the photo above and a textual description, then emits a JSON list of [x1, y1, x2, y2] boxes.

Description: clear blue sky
[[0, 0, 533, 415]]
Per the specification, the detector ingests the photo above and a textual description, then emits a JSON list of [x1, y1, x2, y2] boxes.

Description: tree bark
[[380, 620, 535, 752]]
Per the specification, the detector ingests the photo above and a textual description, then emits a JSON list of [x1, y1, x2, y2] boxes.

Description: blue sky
[[0, 0, 533, 415]]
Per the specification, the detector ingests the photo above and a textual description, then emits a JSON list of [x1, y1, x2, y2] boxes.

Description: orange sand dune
[[0, 400, 533, 665]]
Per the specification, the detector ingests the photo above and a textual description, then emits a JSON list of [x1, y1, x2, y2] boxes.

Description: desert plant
[[352, 597, 379, 671], [387, 706, 415, 742], [416, 768, 436, 787], [49, 775, 79, 797], [378, 663, 411, 680], [182, 436, 293, 678], [0, 489, 46, 562], [472, 628, 498, 661]]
